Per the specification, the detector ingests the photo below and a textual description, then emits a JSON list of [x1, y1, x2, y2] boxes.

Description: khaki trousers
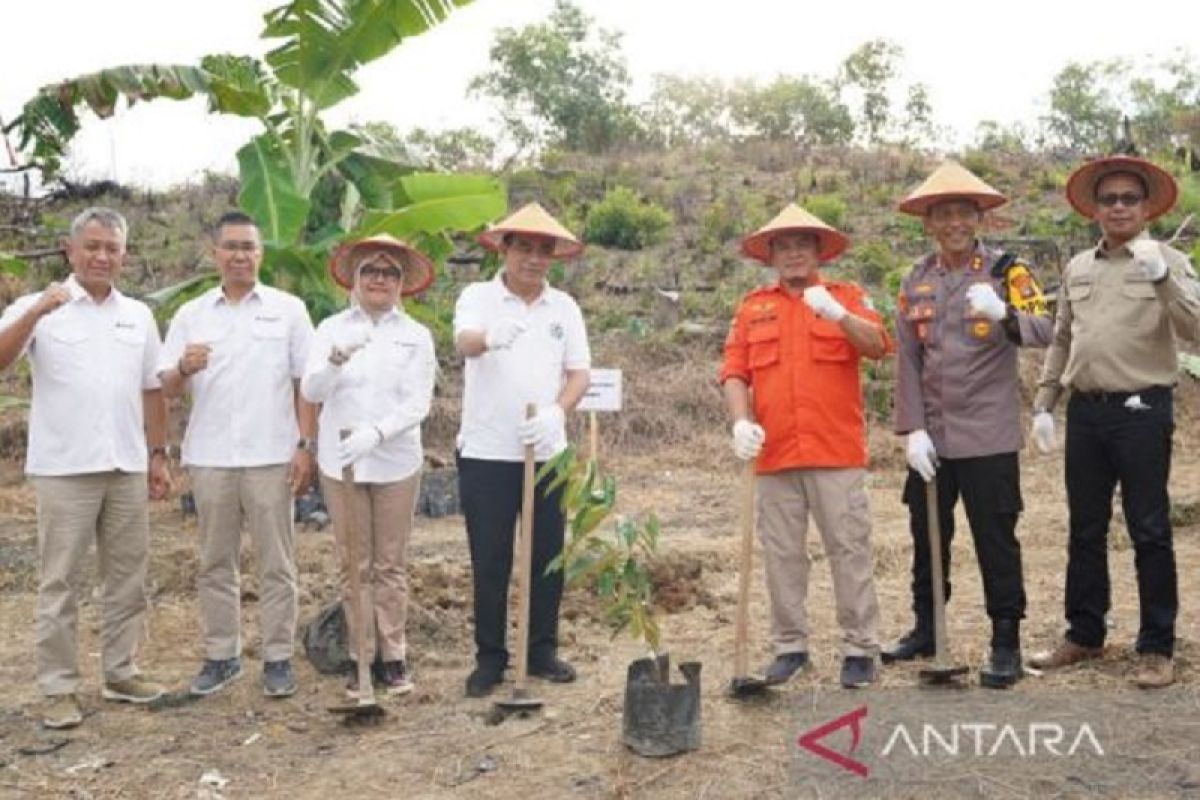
[[756, 467, 880, 657], [190, 465, 296, 662], [320, 472, 420, 663], [31, 472, 149, 696]]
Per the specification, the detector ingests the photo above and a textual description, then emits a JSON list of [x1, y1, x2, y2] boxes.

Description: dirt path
[[1, 436, 1198, 798]]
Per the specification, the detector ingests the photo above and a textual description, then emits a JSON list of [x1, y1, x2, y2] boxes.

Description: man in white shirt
[[302, 234, 437, 696], [454, 203, 591, 698], [158, 211, 316, 699], [0, 207, 172, 729]]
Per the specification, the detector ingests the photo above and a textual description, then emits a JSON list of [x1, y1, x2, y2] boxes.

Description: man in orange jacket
[[720, 205, 889, 689]]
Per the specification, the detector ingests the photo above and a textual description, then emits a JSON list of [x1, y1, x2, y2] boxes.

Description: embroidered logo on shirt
[[114, 321, 136, 329], [549, 322, 565, 340], [254, 315, 282, 323]]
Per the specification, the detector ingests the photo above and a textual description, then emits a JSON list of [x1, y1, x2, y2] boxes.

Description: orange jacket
[[719, 281, 887, 473]]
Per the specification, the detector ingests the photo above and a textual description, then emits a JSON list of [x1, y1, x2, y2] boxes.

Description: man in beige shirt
[[1030, 155, 1200, 688]]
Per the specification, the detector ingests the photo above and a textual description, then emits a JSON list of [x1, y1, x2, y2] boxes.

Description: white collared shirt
[[454, 274, 590, 462], [0, 275, 162, 476], [159, 283, 313, 467], [301, 306, 435, 483]]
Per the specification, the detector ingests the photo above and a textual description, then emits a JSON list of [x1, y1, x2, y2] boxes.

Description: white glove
[[1031, 411, 1056, 453], [906, 429, 939, 482], [337, 425, 383, 468], [518, 403, 564, 447], [330, 323, 370, 365], [485, 318, 528, 351], [965, 283, 1008, 322], [1129, 240, 1168, 282], [731, 420, 766, 461], [802, 285, 847, 322]]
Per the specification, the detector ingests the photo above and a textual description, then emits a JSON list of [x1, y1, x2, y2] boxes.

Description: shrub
[[584, 187, 672, 250], [804, 194, 848, 229]]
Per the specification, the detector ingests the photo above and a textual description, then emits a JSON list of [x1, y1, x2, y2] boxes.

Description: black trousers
[[1064, 387, 1176, 656], [902, 452, 1026, 623], [458, 455, 566, 673]]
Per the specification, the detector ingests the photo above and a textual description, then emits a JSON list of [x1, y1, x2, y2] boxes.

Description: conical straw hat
[[741, 203, 849, 264], [328, 234, 435, 296], [1065, 154, 1177, 220], [477, 202, 584, 259], [898, 160, 1007, 216]]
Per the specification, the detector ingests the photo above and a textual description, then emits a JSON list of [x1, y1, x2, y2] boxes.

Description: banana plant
[[5, 0, 505, 322]]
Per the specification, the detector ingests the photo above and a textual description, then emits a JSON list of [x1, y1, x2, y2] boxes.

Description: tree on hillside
[[468, 0, 641, 155], [1042, 61, 1124, 153], [728, 76, 853, 145], [836, 39, 902, 144], [4, 0, 505, 322], [642, 74, 733, 148]]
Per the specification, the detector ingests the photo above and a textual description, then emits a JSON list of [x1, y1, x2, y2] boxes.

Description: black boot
[[881, 620, 934, 664], [980, 619, 1022, 689]]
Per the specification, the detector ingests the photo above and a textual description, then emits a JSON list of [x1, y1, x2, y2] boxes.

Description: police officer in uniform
[[883, 162, 1054, 688]]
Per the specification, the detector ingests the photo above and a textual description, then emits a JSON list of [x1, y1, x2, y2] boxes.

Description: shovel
[[918, 477, 968, 686], [495, 404, 544, 716], [730, 460, 769, 698], [329, 429, 385, 722]]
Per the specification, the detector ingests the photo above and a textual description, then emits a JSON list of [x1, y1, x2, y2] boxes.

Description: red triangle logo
[[797, 705, 869, 777]]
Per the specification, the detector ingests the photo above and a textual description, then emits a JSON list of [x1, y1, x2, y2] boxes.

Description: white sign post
[[577, 368, 622, 463]]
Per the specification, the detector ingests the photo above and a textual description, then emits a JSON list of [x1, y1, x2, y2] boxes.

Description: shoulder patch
[[1004, 260, 1048, 316]]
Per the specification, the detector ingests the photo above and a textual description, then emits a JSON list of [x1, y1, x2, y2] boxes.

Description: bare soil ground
[[1, 410, 1198, 799]]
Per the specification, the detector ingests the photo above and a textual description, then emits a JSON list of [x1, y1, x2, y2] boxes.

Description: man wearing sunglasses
[[158, 211, 316, 699], [1031, 156, 1200, 688]]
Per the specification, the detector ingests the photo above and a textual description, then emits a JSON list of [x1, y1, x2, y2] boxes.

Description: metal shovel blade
[[729, 675, 770, 698], [918, 663, 970, 686]]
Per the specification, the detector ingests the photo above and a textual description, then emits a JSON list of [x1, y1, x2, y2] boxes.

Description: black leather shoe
[[529, 657, 576, 683], [980, 619, 1022, 688], [763, 652, 809, 685], [465, 667, 503, 698], [880, 627, 934, 664]]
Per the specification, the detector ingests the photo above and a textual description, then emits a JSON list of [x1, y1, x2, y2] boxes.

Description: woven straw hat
[[898, 160, 1007, 216], [328, 234, 435, 297], [477, 202, 584, 258], [1065, 154, 1178, 220], [740, 203, 850, 264]]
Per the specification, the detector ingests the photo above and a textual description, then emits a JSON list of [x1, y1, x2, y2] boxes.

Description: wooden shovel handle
[[733, 460, 756, 678], [340, 429, 374, 703], [513, 404, 537, 691]]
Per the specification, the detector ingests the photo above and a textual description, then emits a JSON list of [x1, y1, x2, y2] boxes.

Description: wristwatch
[[297, 438, 317, 454], [149, 446, 169, 459]]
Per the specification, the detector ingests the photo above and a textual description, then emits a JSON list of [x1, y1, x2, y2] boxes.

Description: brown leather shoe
[[1028, 639, 1102, 669], [1130, 654, 1174, 689]]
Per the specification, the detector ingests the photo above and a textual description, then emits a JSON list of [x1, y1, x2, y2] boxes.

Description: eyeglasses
[[358, 265, 403, 281], [217, 241, 260, 253], [1096, 192, 1145, 208]]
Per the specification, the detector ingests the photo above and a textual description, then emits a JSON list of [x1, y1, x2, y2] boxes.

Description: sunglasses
[[358, 264, 403, 281], [1096, 192, 1145, 208]]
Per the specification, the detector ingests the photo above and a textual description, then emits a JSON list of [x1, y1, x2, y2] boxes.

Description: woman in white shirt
[[301, 235, 437, 696]]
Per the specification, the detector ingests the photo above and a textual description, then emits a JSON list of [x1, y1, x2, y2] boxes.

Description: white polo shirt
[[159, 283, 313, 468], [454, 274, 590, 462], [302, 306, 435, 483], [0, 275, 162, 476]]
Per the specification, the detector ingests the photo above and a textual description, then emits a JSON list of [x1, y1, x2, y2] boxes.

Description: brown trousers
[[320, 471, 420, 663], [756, 467, 880, 657], [190, 465, 297, 662], [32, 472, 149, 696]]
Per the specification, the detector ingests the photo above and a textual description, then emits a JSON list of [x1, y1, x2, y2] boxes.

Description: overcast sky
[[1, 0, 1196, 189]]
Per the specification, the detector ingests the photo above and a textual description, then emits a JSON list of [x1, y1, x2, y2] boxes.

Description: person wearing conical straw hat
[[719, 204, 889, 689], [1028, 155, 1200, 689], [300, 234, 437, 697], [454, 202, 591, 698], [883, 161, 1054, 688]]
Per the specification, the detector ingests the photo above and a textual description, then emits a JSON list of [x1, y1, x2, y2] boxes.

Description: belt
[[1071, 385, 1172, 404]]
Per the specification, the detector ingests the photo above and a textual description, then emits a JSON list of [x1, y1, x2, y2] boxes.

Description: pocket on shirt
[[1066, 278, 1095, 302], [251, 318, 289, 368], [747, 323, 781, 370], [1120, 276, 1157, 300], [809, 319, 853, 363]]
